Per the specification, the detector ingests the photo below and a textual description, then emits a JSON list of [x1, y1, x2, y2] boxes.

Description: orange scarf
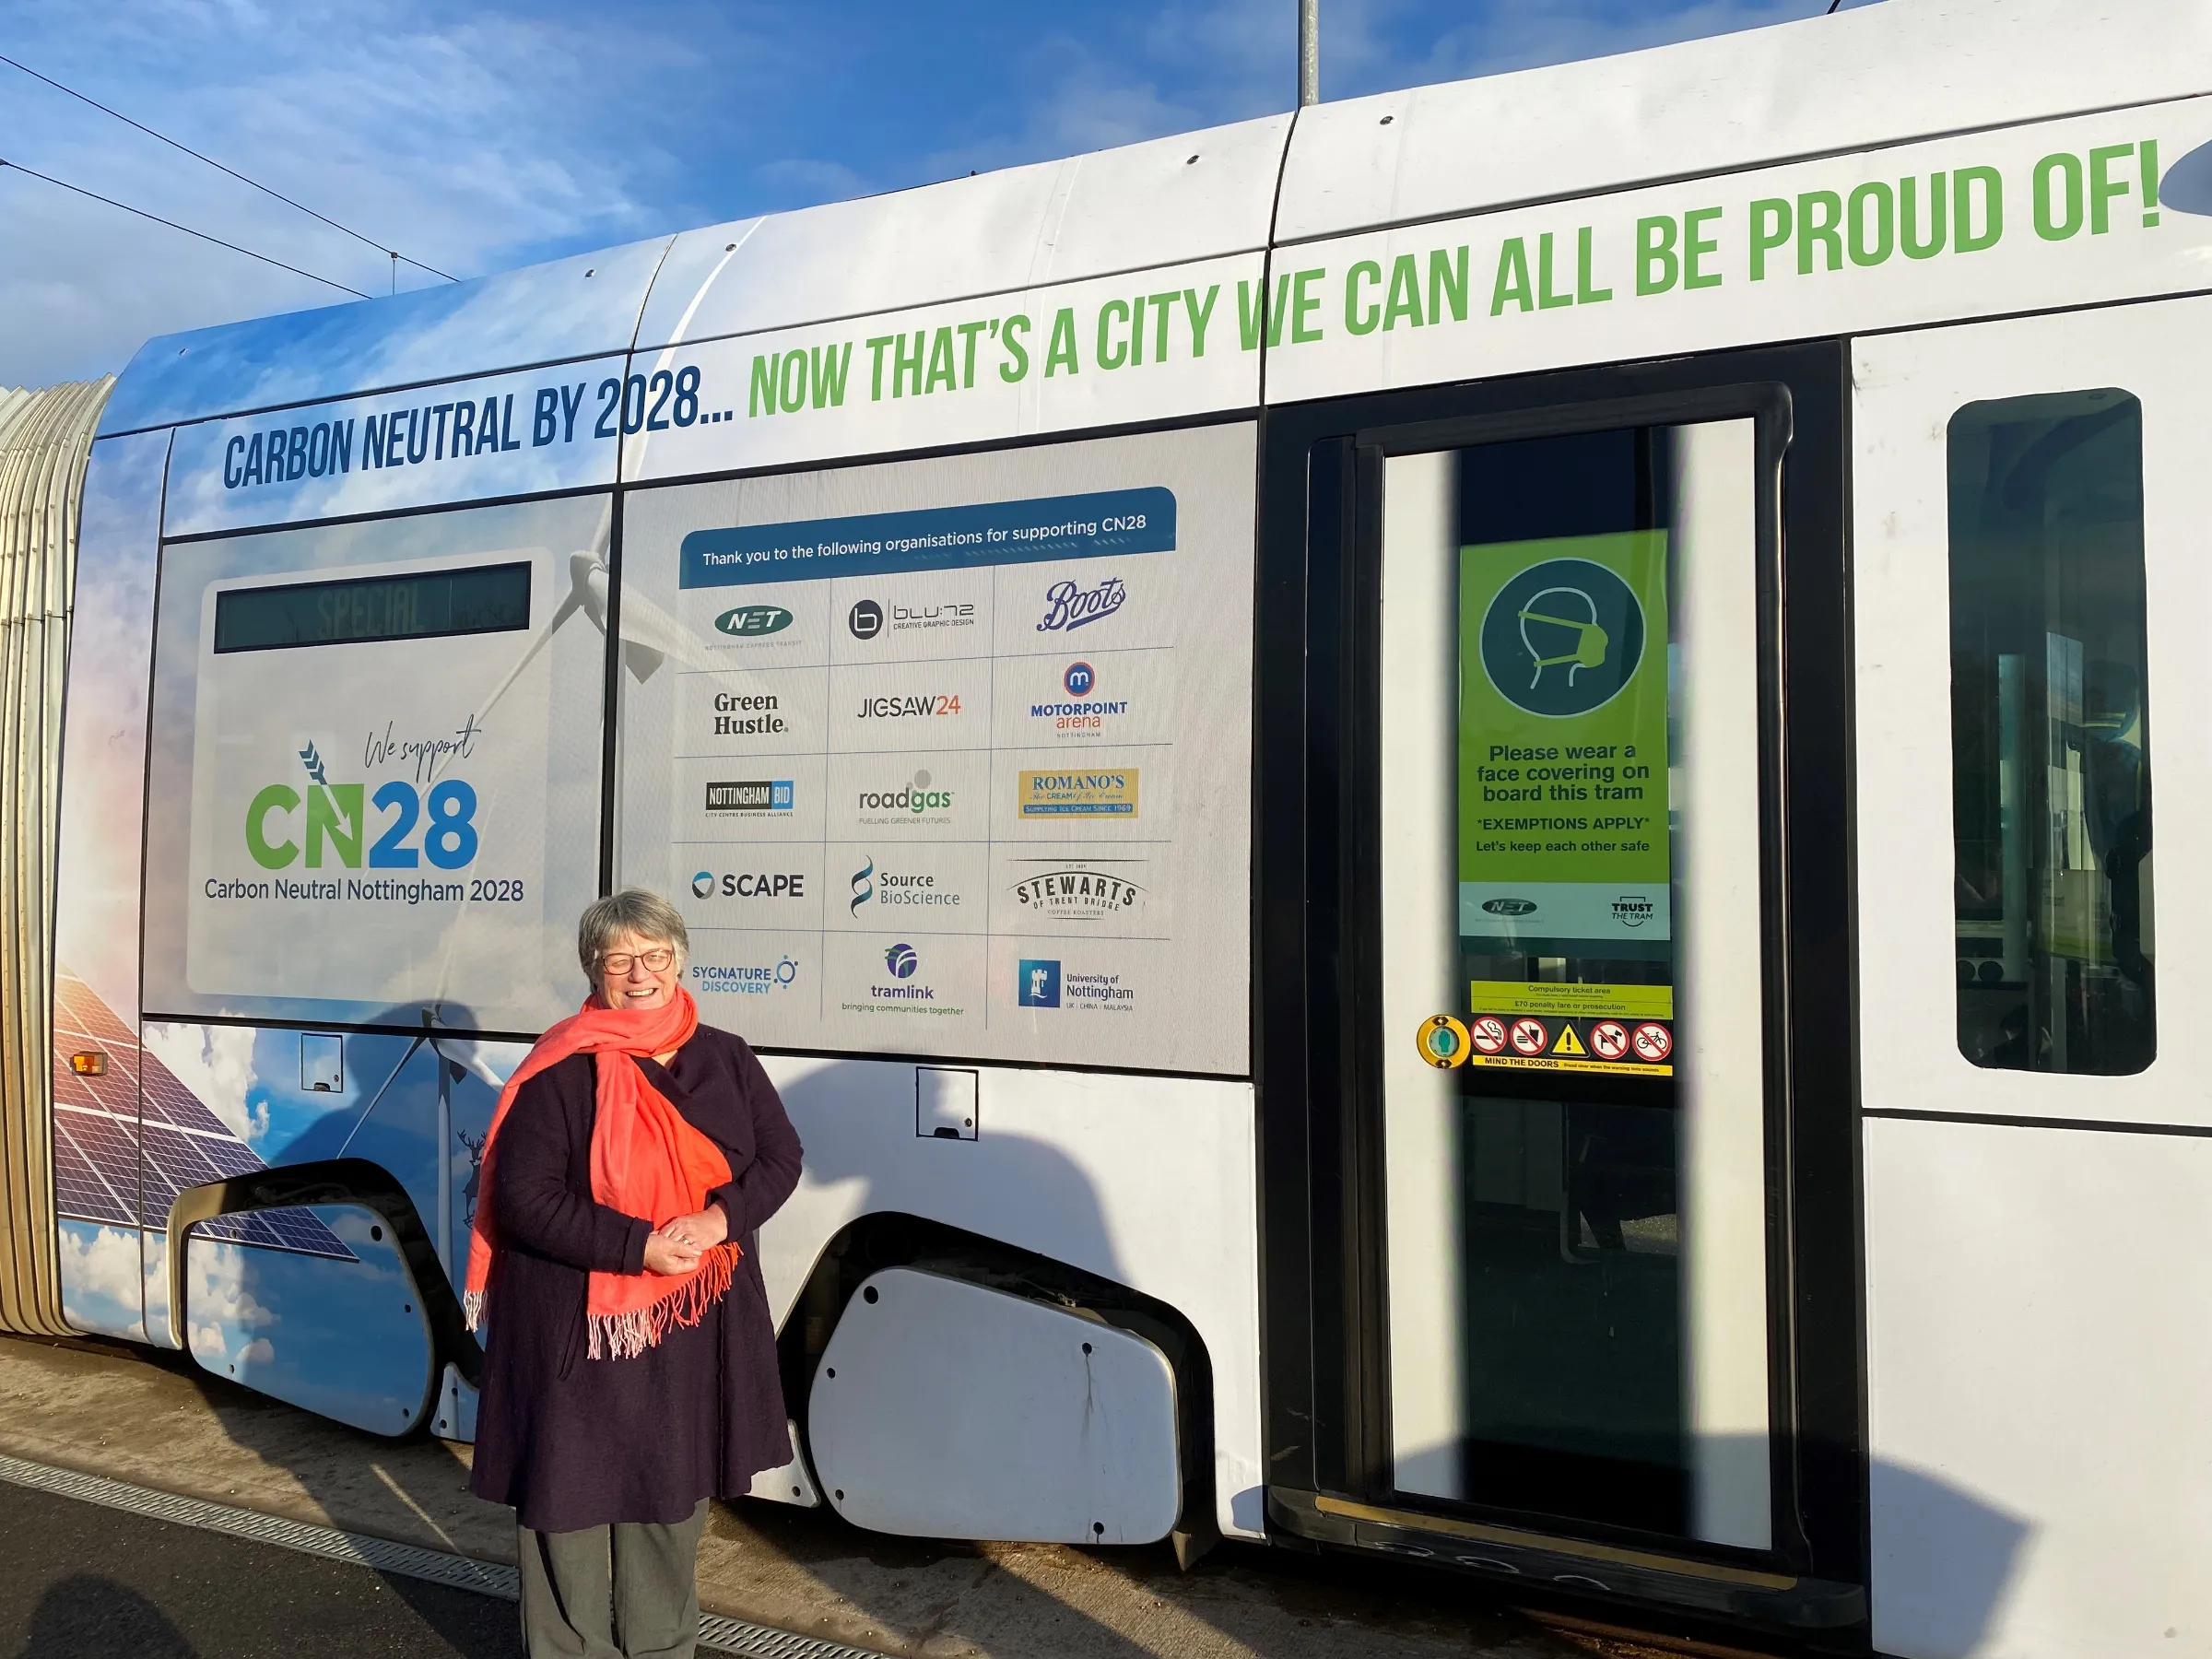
[[463, 986, 741, 1360]]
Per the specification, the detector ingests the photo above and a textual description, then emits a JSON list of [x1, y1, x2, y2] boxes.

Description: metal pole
[[1299, 0, 1319, 106]]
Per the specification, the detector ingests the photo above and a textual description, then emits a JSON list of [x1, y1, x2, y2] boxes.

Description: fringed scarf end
[[585, 1244, 740, 1361], [462, 1288, 488, 1334]]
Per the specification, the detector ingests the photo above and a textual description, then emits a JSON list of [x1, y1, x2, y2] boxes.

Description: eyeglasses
[[600, 947, 675, 975]]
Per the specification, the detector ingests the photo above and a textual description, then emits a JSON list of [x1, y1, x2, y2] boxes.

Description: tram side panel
[[1854, 306, 2212, 1658], [51, 429, 170, 1347]]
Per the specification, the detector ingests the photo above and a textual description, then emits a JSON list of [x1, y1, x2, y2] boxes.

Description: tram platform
[[0, 1334, 1692, 1659]]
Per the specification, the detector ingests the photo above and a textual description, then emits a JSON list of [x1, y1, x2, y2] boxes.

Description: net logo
[[245, 741, 478, 870], [1037, 576, 1125, 633], [712, 605, 793, 638], [1017, 959, 1061, 1007]]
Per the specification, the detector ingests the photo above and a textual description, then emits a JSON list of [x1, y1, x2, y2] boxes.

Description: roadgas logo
[[244, 740, 478, 870], [712, 604, 793, 638], [856, 770, 953, 822]]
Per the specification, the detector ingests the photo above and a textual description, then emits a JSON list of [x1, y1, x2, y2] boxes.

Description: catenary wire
[[0, 51, 456, 281], [0, 156, 372, 299]]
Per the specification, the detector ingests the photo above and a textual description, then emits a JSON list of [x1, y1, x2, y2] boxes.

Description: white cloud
[[59, 1223, 142, 1306], [143, 1021, 267, 1147], [186, 1240, 281, 1362], [239, 1336, 276, 1365]]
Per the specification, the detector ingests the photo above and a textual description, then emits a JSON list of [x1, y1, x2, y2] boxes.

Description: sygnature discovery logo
[[689, 953, 802, 997]]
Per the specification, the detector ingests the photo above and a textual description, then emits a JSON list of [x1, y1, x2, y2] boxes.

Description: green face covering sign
[[1459, 530, 1671, 950]]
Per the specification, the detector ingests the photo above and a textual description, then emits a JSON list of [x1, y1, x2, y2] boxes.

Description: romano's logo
[[1011, 864, 1144, 922], [713, 604, 793, 638], [245, 740, 478, 870], [1016, 769, 1138, 818]]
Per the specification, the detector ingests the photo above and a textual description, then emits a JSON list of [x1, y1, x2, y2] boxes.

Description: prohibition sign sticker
[[1589, 1020, 1630, 1061], [1631, 1021, 1674, 1064], [1417, 1015, 1471, 1069], [1469, 1016, 1509, 1055], [1509, 1018, 1550, 1057]]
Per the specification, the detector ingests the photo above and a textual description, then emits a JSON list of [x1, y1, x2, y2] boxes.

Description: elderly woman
[[465, 888, 803, 1659]]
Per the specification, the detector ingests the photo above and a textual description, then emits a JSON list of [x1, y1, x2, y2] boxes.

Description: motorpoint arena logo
[[1063, 661, 1096, 697], [1479, 558, 1645, 718]]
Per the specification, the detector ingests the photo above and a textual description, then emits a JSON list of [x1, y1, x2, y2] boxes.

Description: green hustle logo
[[243, 743, 479, 870]]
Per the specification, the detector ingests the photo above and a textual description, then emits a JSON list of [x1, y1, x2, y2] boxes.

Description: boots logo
[[245, 741, 478, 870]]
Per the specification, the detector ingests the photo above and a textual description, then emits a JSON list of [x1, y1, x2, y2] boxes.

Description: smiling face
[[594, 926, 681, 1012]]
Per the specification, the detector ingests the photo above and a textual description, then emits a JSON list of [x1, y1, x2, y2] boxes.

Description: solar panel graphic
[[52, 971, 355, 1260]]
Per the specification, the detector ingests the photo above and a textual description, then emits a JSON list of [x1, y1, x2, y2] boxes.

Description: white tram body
[[10, 1, 2212, 1653]]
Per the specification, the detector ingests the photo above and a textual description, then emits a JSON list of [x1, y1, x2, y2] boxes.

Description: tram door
[[1261, 349, 1863, 1610], [1372, 418, 1773, 1544]]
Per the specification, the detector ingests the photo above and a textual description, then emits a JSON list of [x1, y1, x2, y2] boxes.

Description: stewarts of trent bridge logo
[[243, 738, 480, 871]]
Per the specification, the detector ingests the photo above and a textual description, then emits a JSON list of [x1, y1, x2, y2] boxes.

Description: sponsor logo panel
[[830, 571, 992, 663], [824, 931, 982, 1030], [826, 841, 985, 935], [674, 754, 824, 843], [679, 844, 826, 927], [824, 750, 986, 838], [679, 666, 826, 755], [996, 852, 1157, 937], [829, 659, 991, 752], [993, 649, 1175, 747]]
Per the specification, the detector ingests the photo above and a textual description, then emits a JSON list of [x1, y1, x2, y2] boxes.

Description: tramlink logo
[[243, 741, 478, 870]]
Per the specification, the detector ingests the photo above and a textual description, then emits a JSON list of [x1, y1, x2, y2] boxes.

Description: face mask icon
[[1516, 587, 1609, 688]]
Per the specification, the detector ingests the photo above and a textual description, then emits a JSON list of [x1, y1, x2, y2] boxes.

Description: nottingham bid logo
[[1479, 559, 1645, 718]]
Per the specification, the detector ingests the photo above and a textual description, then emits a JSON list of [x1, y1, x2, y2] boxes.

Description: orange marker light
[[69, 1052, 107, 1077]]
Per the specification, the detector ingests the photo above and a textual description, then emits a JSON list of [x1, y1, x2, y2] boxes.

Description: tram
[[4, 1, 2209, 1652]]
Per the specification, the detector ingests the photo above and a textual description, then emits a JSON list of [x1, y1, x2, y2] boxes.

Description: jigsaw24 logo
[[244, 740, 480, 870]]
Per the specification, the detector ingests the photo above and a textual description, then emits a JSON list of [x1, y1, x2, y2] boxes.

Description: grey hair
[[578, 888, 689, 978]]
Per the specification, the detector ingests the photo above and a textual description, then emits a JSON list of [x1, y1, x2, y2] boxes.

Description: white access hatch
[[806, 1267, 1182, 1545]]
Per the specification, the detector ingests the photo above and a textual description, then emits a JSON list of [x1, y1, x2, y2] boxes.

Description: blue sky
[[1, 0, 1870, 388]]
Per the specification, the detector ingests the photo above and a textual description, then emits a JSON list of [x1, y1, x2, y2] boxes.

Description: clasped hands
[[641, 1204, 728, 1276]]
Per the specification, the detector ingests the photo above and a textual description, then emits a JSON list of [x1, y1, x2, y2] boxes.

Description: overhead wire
[[0, 51, 457, 283], [0, 157, 373, 299]]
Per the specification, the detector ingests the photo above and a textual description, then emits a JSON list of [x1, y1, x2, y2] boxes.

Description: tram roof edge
[[95, 0, 2212, 440], [1277, 0, 2212, 243]]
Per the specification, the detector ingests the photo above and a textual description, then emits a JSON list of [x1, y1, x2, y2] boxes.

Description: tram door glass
[[1378, 422, 1771, 1547], [1948, 391, 2153, 1074]]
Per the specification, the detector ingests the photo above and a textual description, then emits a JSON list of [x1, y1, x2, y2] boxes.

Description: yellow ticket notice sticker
[[1018, 769, 1139, 818], [1468, 980, 1674, 1020], [1464, 1009, 1674, 1077]]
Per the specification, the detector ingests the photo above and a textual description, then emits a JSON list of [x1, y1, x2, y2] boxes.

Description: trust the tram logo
[[244, 740, 480, 870]]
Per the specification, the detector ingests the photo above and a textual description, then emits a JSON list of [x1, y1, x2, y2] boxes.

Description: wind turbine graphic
[[465, 503, 709, 748], [335, 1012, 508, 1277]]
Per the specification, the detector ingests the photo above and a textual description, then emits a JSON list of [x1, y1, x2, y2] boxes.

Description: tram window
[[1949, 390, 2152, 1075]]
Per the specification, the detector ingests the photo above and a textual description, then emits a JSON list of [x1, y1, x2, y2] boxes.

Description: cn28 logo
[[245, 742, 478, 870]]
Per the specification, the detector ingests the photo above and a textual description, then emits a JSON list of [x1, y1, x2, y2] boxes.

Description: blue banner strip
[[678, 488, 1176, 589]]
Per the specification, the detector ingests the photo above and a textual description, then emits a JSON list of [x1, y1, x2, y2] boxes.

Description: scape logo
[[246, 741, 478, 870]]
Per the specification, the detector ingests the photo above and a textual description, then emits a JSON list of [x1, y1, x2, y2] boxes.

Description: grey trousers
[[516, 1500, 708, 1659]]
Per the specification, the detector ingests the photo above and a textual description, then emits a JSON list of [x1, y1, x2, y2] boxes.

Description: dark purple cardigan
[[468, 1024, 804, 1533]]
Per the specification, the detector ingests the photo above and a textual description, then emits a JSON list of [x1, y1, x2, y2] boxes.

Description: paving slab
[[0, 1334, 1674, 1659]]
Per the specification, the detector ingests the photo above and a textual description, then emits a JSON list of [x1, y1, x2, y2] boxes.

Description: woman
[[466, 888, 804, 1659]]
